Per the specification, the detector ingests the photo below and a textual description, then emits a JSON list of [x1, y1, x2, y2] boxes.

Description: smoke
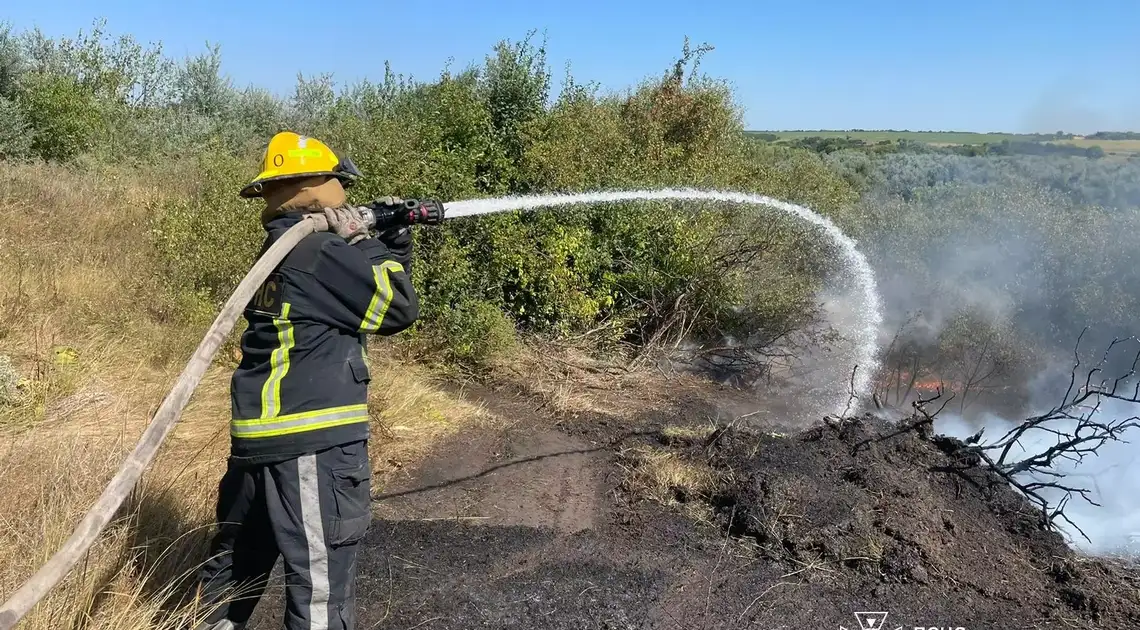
[[936, 394, 1140, 557], [1021, 74, 1140, 135], [1022, 75, 1108, 135], [853, 151, 1140, 557], [873, 230, 1031, 348]]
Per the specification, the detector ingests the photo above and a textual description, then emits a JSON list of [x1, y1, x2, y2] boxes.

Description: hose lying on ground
[[0, 214, 332, 630]]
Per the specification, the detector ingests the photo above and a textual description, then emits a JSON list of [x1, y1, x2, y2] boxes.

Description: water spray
[[0, 188, 883, 628], [445, 188, 885, 401]]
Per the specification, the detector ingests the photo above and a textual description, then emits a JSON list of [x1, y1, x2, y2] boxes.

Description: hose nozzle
[[360, 198, 445, 231]]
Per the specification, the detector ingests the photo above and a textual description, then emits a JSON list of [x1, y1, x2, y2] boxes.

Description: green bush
[[16, 72, 104, 161], [148, 149, 262, 309], [0, 96, 32, 159], [420, 299, 518, 368], [1, 20, 860, 371], [153, 37, 856, 369]]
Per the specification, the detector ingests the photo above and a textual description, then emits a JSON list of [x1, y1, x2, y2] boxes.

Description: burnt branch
[[961, 329, 1140, 543], [827, 365, 860, 421], [959, 336, 998, 414], [855, 387, 953, 453]]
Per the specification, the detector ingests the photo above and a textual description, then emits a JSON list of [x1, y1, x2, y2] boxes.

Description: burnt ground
[[244, 378, 1140, 630]]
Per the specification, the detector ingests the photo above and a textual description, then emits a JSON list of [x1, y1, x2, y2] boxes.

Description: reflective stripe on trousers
[[196, 620, 242, 630], [298, 454, 331, 629]]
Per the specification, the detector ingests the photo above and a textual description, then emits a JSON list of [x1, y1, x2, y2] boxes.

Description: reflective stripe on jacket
[[228, 212, 418, 465]]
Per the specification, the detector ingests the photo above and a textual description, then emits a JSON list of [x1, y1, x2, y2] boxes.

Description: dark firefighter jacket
[[228, 212, 418, 466]]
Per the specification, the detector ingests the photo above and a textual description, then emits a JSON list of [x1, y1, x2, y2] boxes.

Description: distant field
[[749, 130, 1038, 144], [747, 130, 1140, 158], [1056, 138, 1140, 154]]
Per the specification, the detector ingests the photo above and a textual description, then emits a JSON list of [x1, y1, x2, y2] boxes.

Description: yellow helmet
[[240, 131, 362, 198]]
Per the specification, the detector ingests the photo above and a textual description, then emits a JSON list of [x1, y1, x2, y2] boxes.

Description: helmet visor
[[333, 153, 363, 181]]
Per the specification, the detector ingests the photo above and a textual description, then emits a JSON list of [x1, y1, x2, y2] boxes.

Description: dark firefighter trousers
[[196, 440, 371, 630]]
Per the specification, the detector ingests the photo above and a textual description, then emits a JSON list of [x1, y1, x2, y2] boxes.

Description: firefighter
[[195, 131, 419, 630]]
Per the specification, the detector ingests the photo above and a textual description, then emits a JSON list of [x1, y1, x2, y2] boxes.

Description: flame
[[876, 370, 959, 393], [912, 376, 948, 391], [874, 368, 1015, 409]]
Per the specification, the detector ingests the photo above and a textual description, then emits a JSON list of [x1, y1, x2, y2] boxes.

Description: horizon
[[4, 0, 1139, 135], [747, 128, 1106, 135]]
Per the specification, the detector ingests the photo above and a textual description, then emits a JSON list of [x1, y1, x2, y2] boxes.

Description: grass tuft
[[619, 446, 724, 507]]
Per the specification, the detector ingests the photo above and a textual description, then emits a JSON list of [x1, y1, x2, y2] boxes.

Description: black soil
[[245, 390, 1140, 630]]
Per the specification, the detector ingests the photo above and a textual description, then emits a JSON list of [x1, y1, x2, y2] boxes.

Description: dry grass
[[619, 446, 724, 510], [659, 424, 718, 445], [490, 341, 754, 422], [0, 160, 492, 629]]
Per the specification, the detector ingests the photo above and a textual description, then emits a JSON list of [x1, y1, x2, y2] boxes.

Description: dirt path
[[242, 385, 1139, 630], [244, 401, 782, 630], [372, 426, 606, 535]]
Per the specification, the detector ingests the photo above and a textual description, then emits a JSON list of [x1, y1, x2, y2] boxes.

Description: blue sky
[[5, 0, 1139, 133]]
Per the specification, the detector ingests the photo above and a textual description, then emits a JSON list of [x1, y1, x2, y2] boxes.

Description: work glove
[[322, 206, 370, 245], [377, 225, 413, 270], [369, 195, 414, 267], [372, 195, 404, 209]]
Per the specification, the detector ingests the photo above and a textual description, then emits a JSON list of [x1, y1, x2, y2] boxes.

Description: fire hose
[[0, 199, 445, 629]]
